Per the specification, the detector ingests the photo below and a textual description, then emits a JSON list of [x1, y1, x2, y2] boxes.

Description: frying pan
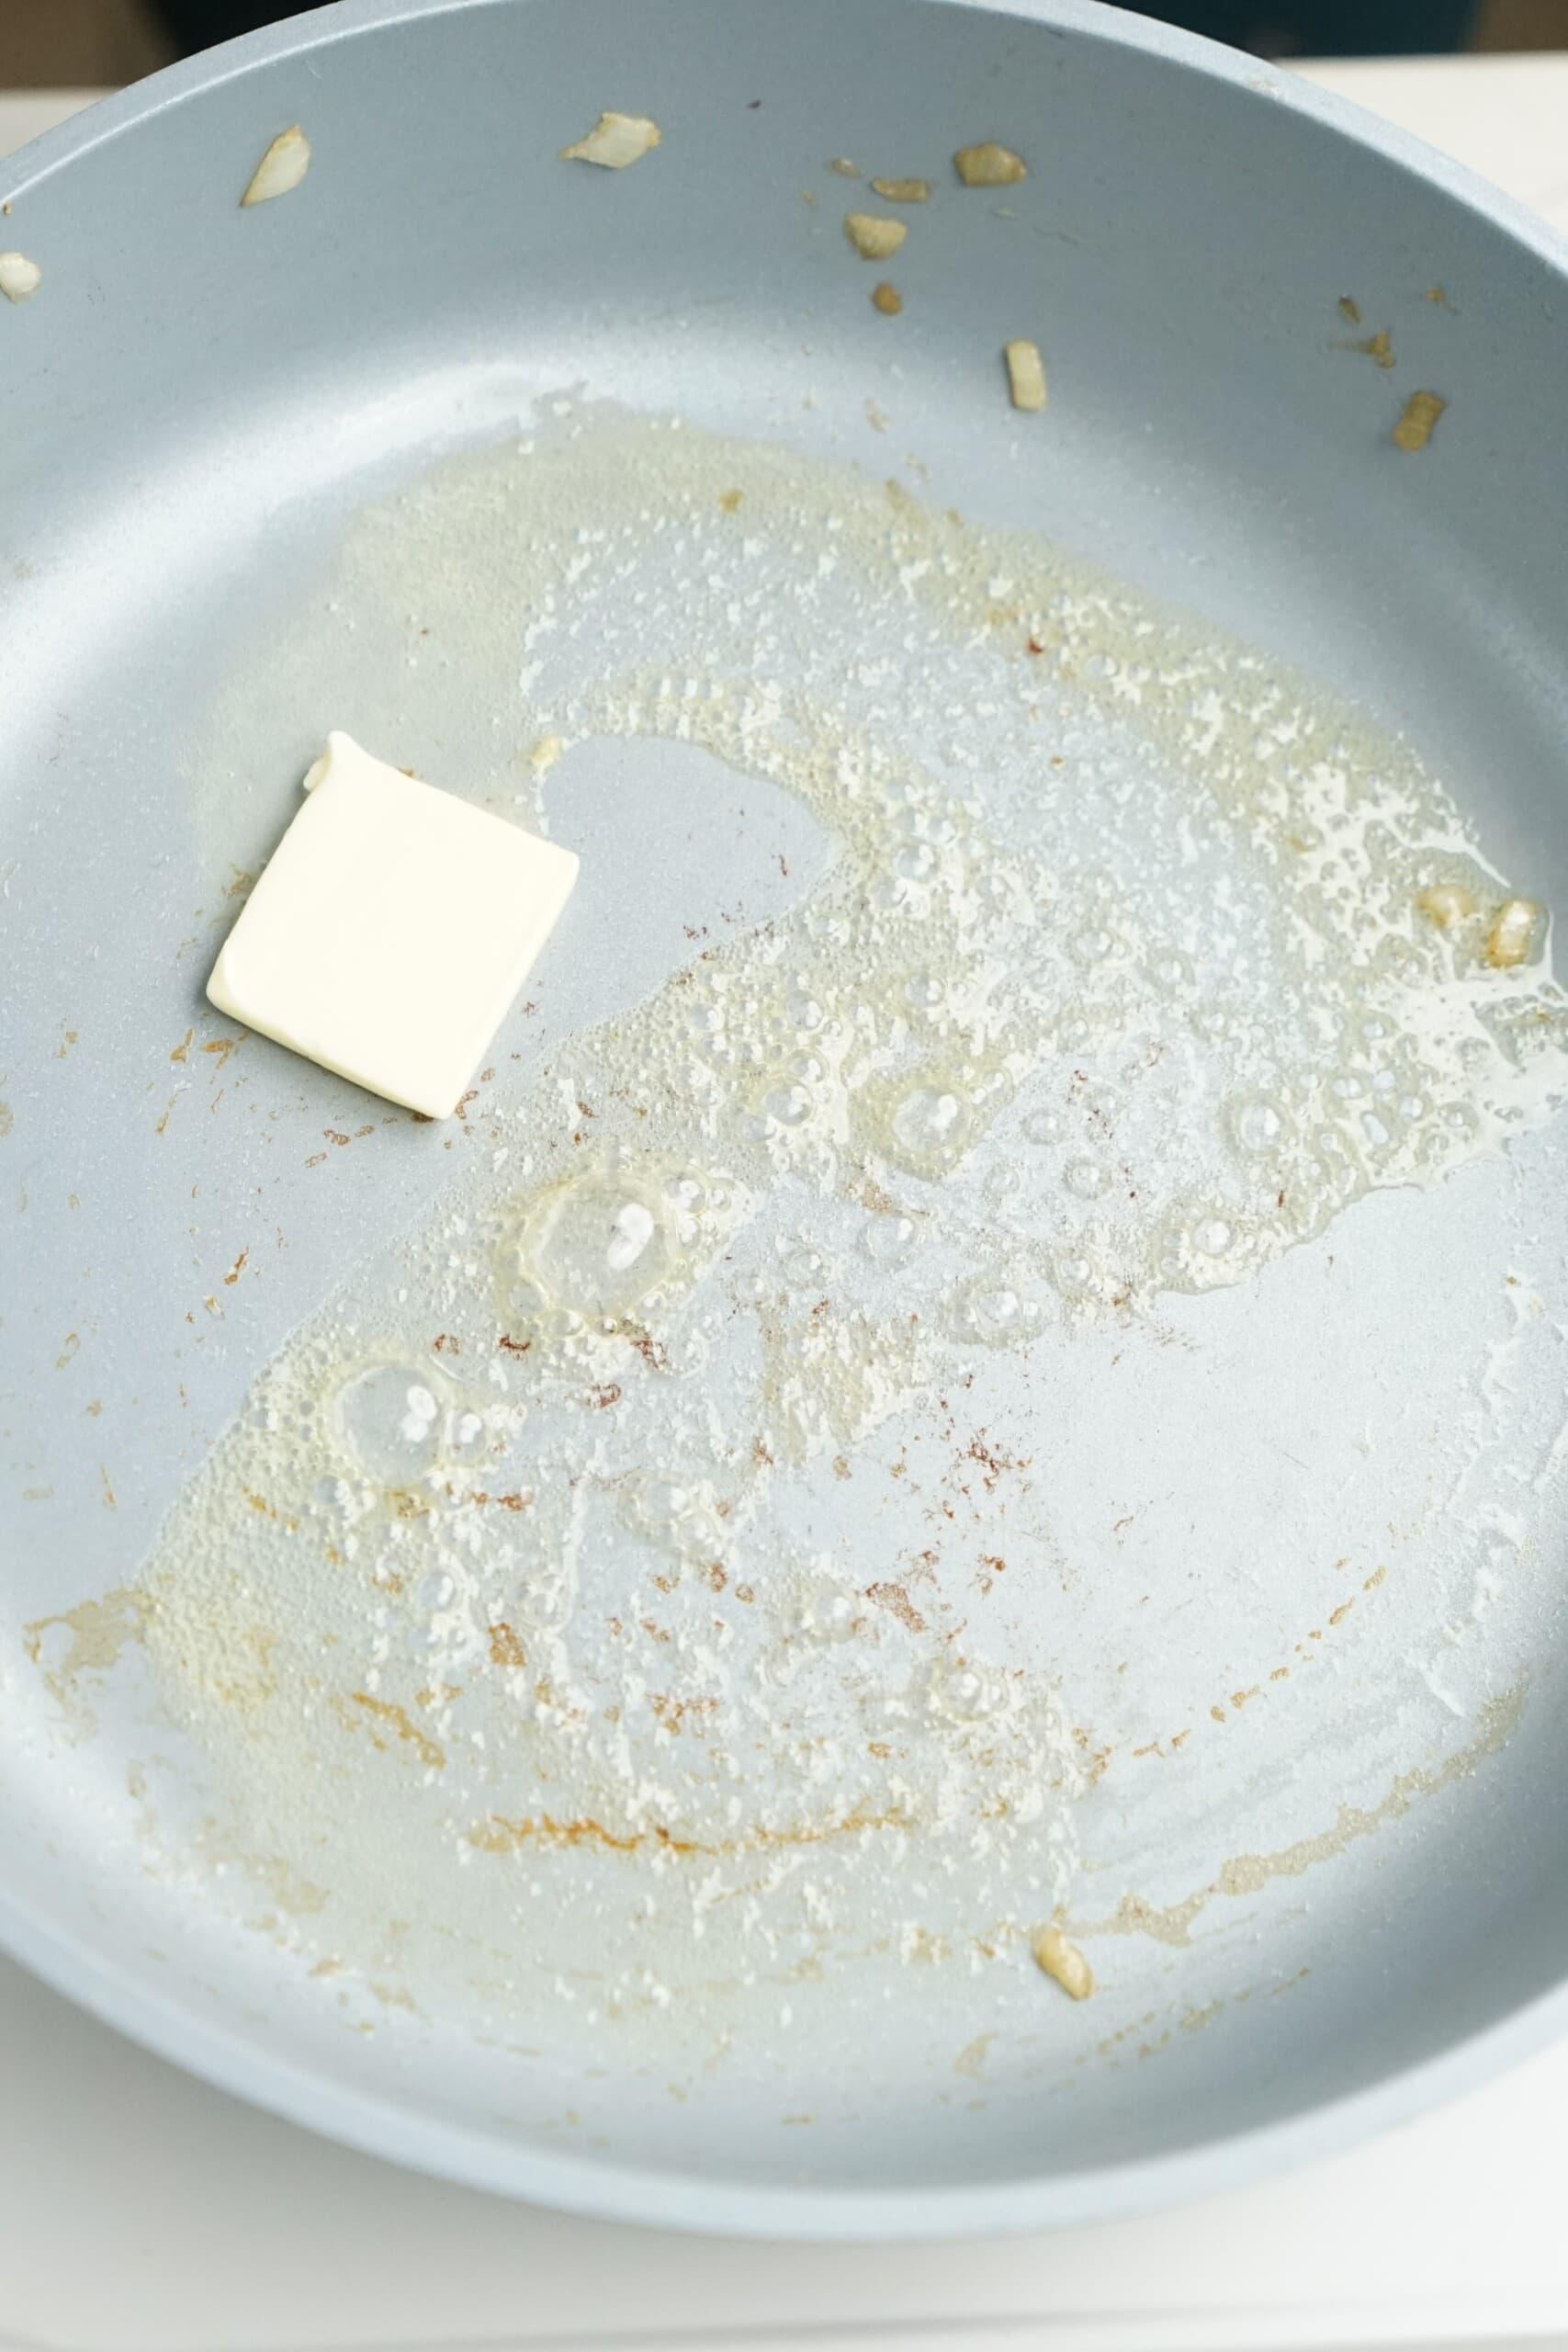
[[5, 0, 1568, 2242]]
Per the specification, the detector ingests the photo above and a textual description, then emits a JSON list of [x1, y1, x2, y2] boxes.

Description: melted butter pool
[[97, 407, 1568, 2057]]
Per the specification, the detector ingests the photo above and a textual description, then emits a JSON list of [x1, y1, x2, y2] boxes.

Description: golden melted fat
[[109, 407, 1568, 2037]]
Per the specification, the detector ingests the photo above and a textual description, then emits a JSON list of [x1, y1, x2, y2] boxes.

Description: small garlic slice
[[1032, 1925, 1094, 1999], [1485, 897, 1545, 970], [954, 141, 1027, 187], [0, 249, 42, 303], [828, 157, 861, 178], [1004, 338, 1046, 413], [561, 111, 661, 169], [870, 176, 930, 203], [871, 281, 903, 316], [241, 125, 311, 208], [844, 212, 907, 261], [1393, 389, 1445, 452]]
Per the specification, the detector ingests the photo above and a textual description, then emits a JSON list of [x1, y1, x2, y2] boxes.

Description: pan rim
[[6, 1863, 1568, 2237], [4, 0, 1567, 2238], [3, 0, 1566, 284]]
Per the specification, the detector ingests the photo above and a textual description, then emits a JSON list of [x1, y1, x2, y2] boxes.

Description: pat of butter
[[208, 732, 578, 1117]]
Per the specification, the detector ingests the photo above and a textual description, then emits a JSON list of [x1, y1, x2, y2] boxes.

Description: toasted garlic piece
[[828, 157, 861, 177], [0, 249, 42, 302], [1486, 897, 1545, 969], [1032, 1925, 1094, 2000], [1393, 390, 1445, 451], [1004, 338, 1046, 413], [871, 280, 903, 316], [871, 176, 931, 203], [241, 125, 311, 208], [1416, 883, 1478, 929], [844, 212, 907, 261], [560, 111, 661, 169], [954, 141, 1027, 187]]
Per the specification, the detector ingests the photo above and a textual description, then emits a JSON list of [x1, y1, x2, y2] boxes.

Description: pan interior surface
[[4, 0, 1568, 2233]]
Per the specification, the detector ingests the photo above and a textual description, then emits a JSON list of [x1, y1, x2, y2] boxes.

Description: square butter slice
[[208, 732, 578, 1117]]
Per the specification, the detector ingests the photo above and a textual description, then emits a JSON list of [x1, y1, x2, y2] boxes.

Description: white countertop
[[4, 54, 1568, 2352]]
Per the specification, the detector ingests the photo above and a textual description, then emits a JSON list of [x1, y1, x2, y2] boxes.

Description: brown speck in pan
[[489, 1622, 526, 1668], [344, 1692, 446, 1771], [1336, 327, 1394, 368], [865, 1581, 926, 1634]]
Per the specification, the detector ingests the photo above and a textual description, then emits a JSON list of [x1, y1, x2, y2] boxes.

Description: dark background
[[8, 0, 1568, 85]]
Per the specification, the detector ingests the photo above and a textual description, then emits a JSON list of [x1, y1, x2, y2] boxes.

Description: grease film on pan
[[28, 401, 1568, 2096]]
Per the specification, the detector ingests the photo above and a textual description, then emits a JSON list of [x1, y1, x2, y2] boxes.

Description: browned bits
[[872, 280, 903, 316], [1393, 390, 1445, 451], [488, 1621, 527, 1668]]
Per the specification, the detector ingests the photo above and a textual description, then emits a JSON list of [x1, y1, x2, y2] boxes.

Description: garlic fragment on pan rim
[[954, 141, 1028, 187], [1004, 338, 1047, 413], [561, 111, 662, 169], [844, 212, 907, 260], [870, 177, 931, 202], [0, 249, 42, 302], [241, 125, 311, 208]]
